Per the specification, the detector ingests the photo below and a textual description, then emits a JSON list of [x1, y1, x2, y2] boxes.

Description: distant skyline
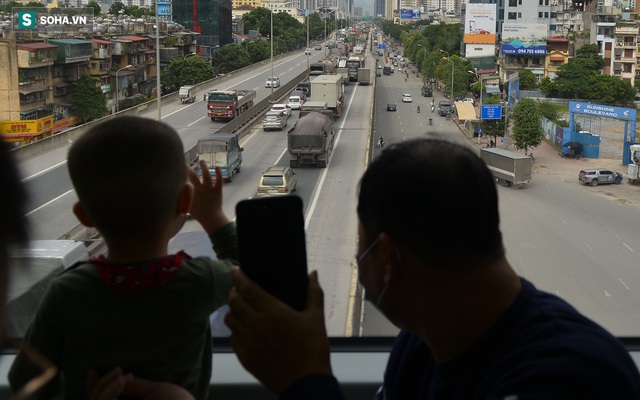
[[354, 0, 373, 16]]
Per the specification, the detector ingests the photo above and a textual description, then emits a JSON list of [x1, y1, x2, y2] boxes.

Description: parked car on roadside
[[578, 168, 623, 186]]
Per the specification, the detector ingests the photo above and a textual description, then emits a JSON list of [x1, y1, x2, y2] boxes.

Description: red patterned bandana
[[91, 251, 192, 293]]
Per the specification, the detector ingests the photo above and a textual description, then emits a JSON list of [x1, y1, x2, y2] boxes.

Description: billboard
[[464, 4, 496, 45], [400, 9, 421, 20], [157, 2, 172, 16], [501, 24, 547, 55], [569, 101, 636, 121], [13, 8, 93, 33]]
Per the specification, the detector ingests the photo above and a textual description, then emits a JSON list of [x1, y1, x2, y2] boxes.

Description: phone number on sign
[[516, 48, 546, 55]]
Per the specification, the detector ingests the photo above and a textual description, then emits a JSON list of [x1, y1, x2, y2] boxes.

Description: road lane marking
[[619, 278, 631, 290], [22, 160, 67, 182], [26, 189, 74, 217], [584, 242, 593, 251], [623, 242, 634, 252]]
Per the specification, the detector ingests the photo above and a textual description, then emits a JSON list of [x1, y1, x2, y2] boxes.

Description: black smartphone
[[235, 195, 308, 311]]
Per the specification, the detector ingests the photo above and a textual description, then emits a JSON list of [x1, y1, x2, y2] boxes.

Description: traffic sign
[[481, 104, 503, 120]]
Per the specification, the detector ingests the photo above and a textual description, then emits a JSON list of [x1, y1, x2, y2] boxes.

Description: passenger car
[[265, 77, 280, 88], [402, 94, 412, 103], [290, 90, 307, 102], [387, 103, 397, 111], [262, 110, 289, 131], [463, 97, 476, 106], [315, 44, 322, 50], [287, 95, 304, 110], [270, 103, 291, 117], [578, 169, 623, 186], [257, 166, 297, 196], [304, 48, 311, 55]]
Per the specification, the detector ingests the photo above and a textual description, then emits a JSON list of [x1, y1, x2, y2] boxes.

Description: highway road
[[17, 41, 374, 337], [16, 41, 640, 339]]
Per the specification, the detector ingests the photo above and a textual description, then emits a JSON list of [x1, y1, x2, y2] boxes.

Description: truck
[[346, 56, 362, 81], [310, 75, 344, 118], [358, 68, 370, 85], [288, 110, 334, 168], [336, 67, 350, 86], [179, 85, 196, 103], [301, 101, 328, 112], [207, 89, 256, 121], [438, 100, 451, 116], [196, 133, 244, 182], [480, 148, 532, 187], [421, 84, 432, 97]]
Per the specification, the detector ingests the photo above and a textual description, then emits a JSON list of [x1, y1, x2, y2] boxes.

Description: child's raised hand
[[187, 161, 229, 234]]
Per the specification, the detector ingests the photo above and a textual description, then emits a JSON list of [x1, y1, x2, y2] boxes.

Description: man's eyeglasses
[[355, 236, 380, 266]]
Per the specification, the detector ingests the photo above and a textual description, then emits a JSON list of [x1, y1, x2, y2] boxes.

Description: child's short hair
[[68, 116, 187, 241]]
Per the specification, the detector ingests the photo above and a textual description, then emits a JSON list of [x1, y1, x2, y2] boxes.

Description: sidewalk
[[463, 127, 640, 208]]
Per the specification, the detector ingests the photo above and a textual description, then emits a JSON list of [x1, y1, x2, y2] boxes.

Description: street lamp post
[[115, 65, 132, 113], [440, 50, 454, 103], [306, 10, 310, 77], [468, 69, 483, 119], [270, 3, 274, 102]]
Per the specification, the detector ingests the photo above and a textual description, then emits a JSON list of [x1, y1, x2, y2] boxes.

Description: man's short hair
[[68, 116, 187, 241], [357, 138, 504, 268]]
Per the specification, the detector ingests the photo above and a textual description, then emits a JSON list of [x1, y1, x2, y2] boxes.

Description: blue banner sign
[[569, 101, 636, 121], [157, 2, 171, 16], [481, 104, 502, 120], [400, 9, 420, 19]]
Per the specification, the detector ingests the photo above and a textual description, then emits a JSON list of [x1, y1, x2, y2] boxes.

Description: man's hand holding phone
[[225, 267, 332, 395]]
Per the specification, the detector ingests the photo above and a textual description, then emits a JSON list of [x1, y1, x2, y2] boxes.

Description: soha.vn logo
[[17, 11, 88, 29]]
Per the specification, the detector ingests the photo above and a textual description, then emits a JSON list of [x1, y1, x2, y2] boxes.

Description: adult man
[[226, 138, 640, 399]]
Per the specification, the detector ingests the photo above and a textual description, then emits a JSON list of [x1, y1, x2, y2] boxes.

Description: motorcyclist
[[417, 106, 420, 113], [431, 105, 435, 113], [377, 137, 385, 148], [428, 117, 433, 125]]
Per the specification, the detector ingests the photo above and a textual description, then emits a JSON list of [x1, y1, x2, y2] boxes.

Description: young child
[[9, 116, 238, 400]]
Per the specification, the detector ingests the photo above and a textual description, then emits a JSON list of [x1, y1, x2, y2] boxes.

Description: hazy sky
[[354, 0, 374, 16]]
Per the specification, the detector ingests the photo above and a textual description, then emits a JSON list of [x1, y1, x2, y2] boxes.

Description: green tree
[[214, 44, 250, 74], [511, 98, 543, 154], [84, 1, 102, 16], [518, 69, 537, 89], [70, 75, 106, 122], [109, 1, 126, 15], [436, 54, 473, 99], [244, 39, 271, 64], [539, 76, 554, 97], [162, 56, 215, 90], [480, 95, 506, 141], [537, 100, 563, 122]]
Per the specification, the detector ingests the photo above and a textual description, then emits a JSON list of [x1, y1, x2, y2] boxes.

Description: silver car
[[578, 168, 623, 186], [262, 110, 289, 131]]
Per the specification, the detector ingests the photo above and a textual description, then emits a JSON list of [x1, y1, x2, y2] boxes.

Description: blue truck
[[196, 133, 244, 182]]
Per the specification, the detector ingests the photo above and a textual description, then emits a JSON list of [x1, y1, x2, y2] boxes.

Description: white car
[[287, 95, 304, 110], [270, 103, 291, 117], [402, 93, 412, 103], [265, 77, 280, 88], [304, 48, 311, 55]]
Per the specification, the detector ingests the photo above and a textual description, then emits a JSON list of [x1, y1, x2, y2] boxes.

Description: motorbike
[[428, 118, 433, 126], [417, 106, 420, 113]]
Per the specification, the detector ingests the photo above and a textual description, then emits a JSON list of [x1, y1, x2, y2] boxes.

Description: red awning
[[550, 57, 564, 61]]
